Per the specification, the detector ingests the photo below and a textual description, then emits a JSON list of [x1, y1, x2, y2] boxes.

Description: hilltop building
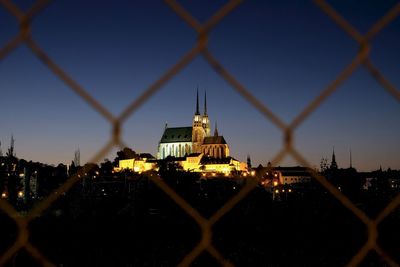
[[116, 90, 246, 174], [157, 90, 230, 160]]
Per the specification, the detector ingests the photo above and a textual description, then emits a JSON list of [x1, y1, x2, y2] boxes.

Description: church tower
[[192, 89, 205, 153], [330, 147, 338, 170], [202, 91, 211, 137]]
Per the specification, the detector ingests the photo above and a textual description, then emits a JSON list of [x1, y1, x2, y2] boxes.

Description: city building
[[116, 153, 157, 173]]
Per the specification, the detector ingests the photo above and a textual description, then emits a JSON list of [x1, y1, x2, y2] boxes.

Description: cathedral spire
[[195, 87, 200, 115], [330, 147, 338, 169], [214, 121, 219, 136], [204, 91, 207, 115]]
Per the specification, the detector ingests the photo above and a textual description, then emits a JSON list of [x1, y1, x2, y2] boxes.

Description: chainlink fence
[[0, 0, 400, 266]]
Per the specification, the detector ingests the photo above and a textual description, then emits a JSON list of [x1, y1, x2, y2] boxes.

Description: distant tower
[[330, 147, 338, 170], [74, 149, 80, 167], [202, 91, 211, 137], [192, 89, 205, 153], [0, 141, 3, 157]]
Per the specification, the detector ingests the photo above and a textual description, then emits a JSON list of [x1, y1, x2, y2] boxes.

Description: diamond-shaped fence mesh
[[0, 0, 399, 266]]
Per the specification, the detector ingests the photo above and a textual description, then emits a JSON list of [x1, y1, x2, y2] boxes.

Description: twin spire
[[195, 88, 208, 116]]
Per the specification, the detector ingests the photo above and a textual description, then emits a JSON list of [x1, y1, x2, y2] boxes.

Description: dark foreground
[[1, 174, 399, 267]]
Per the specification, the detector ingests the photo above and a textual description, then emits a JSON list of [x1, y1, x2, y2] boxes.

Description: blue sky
[[1, 0, 399, 171]]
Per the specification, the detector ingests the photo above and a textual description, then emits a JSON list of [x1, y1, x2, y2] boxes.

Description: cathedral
[[157, 90, 230, 160]]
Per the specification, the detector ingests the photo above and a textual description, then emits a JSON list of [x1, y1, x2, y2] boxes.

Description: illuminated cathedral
[[157, 90, 230, 160]]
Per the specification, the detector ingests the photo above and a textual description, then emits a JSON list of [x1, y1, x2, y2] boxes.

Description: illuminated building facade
[[157, 90, 229, 160], [116, 154, 157, 173]]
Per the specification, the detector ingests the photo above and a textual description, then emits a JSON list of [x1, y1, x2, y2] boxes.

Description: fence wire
[[0, 0, 400, 266]]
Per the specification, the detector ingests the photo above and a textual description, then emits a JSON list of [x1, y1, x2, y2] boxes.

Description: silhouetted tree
[[6, 135, 15, 158], [113, 147, 138, 166], [100, 159, 113, 175], [69, 161, 77, 177], [247, 154, 252, 169], [320, 157, 329, 174]]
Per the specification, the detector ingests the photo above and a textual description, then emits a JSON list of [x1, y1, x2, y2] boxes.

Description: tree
[[247, 154, 252, 169], [100, 159, 114, 175], [113, 147, 138, 166], [69, 161, 77, 177], [320, 157, 329, 174], [6, 135, 15, 158]]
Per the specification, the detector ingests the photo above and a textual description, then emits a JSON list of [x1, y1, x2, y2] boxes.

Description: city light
[[275, 189, 279, 194], [1, 192, 7, 199], [273, 181, 278, 186], [18, 191, 24, 198]]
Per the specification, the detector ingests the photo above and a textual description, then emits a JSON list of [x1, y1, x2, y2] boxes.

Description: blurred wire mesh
[[0, 0, 399, 266]]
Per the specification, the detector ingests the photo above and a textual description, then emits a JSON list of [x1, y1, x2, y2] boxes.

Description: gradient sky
[[0, 0, 399, 171]]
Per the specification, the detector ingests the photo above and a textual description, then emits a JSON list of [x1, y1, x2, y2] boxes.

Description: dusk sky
[[1, 0, 399, 171]]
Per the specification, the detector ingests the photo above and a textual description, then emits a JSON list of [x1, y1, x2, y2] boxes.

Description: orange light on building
[[288, 189, 292, 193], [275, 189, 279, 194], [273, 181, 278, 186], [18, 191, 24, 198], [1, 192, 7, 199]]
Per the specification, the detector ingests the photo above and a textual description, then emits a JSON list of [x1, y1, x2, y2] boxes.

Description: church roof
[[203, 135, 227, 145], [160, 127, 192, 143]]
